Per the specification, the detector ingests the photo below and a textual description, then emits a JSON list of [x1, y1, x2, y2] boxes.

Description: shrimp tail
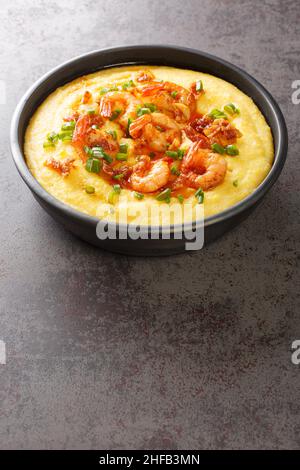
[[99, 97, 112, 118]]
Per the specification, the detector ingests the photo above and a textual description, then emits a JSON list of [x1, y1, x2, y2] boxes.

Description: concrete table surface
[[0, 0, 299, 450]]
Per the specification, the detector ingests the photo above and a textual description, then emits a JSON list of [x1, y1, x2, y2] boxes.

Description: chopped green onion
[[61, 121, 75, 131], [170, 91, 178, 98], [90, 146, 113, 163], [211, 143, 225, 154], [134, 192, 144, 200], [58, 131, 73, 142], [171, 165, 180, 176], [195, 188, 204, 204], [116, 153, 128, 161], [136, 106, 151, 117], [195, 80, 203, 92], [43, 141, 55, 149], [47, 132, 59, 143], [113, 174, 124, 180], [83, 145, 93, 156], [144, 103, 156, 112], [100, 87, 110, 95], [208, 108, 227, 120], [177, 194, 184, 204], [86, 157, 101, 173], [177, 148, 186, 160], [233, 179, 239, 187], [119, 143, 128, 153], [225, 144, 239, 156], [122, 79, 135, 90], [85, 185, 95, 194], [126, 118, 133, 137], [156, 125, 164, 132], [106, 129, 117, 140], [166, 150, 179, 159], [113, 184, 121, 194], [92, 124, 100, 130], [156, 188, 171, 202], [109, 109, 122, 121], [224, 103, 240, 115], [87, 109, 95, 115]]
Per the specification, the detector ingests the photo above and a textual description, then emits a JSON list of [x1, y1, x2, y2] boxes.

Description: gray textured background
[[0, 0, 299, 450]]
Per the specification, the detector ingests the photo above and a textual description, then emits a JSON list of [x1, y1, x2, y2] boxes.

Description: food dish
[[10, 46, 288, 255], [24, 65, 273, 225]]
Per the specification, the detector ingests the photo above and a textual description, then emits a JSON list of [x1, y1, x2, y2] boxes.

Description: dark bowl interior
[[10, 45, 288, 255]]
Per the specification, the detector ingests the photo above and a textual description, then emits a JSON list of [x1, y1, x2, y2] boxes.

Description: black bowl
[[10, 45, 288, 255]]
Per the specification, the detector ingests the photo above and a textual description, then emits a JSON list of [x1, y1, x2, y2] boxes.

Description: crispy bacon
[[45, 157, 75, 176], [81, 90, 92, 104], [203, 118, 242, 147]]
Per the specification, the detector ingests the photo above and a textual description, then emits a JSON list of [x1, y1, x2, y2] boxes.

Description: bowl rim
[[10, 44, 288, 231]]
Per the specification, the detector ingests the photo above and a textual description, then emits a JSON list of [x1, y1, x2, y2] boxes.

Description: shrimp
[[130, 155, 170, 193], [203, 118, 242, 147], [180, 141, 227, 190], [72, 114, 118, 160], [129, 112, 181, 152], [138, 81, 195, 122], [99, 91, 141, 128]]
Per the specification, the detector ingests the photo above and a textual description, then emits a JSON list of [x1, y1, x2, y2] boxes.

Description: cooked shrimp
[[203, 118, 242, 147], [139, 82, 195, 122], [72, 114, 118, 159], [129, 112, 181, 152], [99, 91, 141, 128], [180, 141, 227, 190], [136, 70, 155, 82], [130, 155, 170, 193]]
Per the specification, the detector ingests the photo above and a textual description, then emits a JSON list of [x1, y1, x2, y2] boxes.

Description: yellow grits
[[24, 65, 274, 225]]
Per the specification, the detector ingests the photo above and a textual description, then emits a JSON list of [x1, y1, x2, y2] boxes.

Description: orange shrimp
[[180, 141, 227, 190], [129, 112, 181, 152], [99, 91, 141, 128], [130, 155, 170, 193]]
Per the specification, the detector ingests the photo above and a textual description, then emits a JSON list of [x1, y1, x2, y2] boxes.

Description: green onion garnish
[[86, 158, 101, 173], [195, 188, 204, 204], [134, 192, 144, 200], [166, 150, 179, 159], [136, 107, 151, 117], [113, 174, 124, 180], [119, 143, 128, 153], [195, 80, 203, 92], [233, 179, 239, 187], [156, 188, 171, 202], [208, 108, 227, 120], [109, 109, 122, 121], [224, 103, 240, 115], [177, 149, 186, 160], [116, 153, 128, 161], [211, 143, 225, 154], [126, 118, 133, 137], [170, 91, 178, 98], [89, 146, 113, 163], [47, 132, 59, 143], [61, 121, 75, 131], [225, 144, 239, 156], [43, 141, 55, 149], [87, 109, 95, 115], [100, 87, 110, 95], [106, 130, 117, 140], [144, 103, 156, 112], [92, 124, 100, 130], [177, 194, 184, 204], [113, 184, 121, 194], [122, 79, 134, 90], [58, 131, 73, 142], [85, 185, 95, 194], [171, 165, 180, 176]]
